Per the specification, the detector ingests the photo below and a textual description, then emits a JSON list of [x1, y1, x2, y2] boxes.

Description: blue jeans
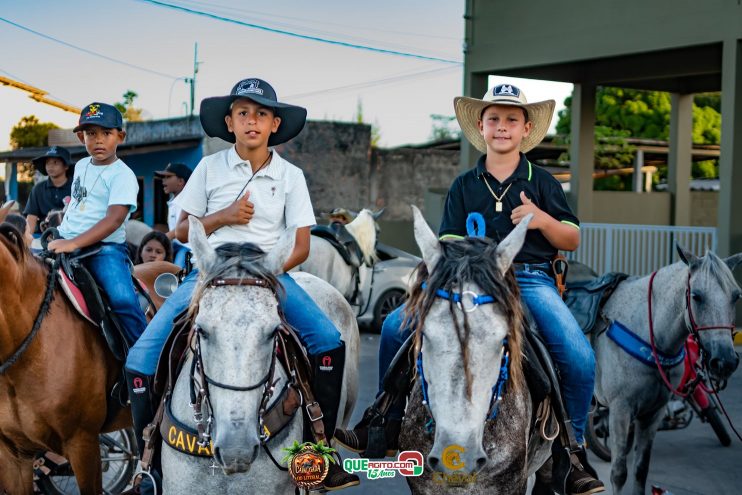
[[83, 243, 148, 345], [172, 242, 190, 269], [377, 263, 595, 443], [126, 271, 342, 375]]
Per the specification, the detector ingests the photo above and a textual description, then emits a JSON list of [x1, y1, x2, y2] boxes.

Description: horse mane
[[344, 209, 377, 265], [696, 251, 741, 293], [188, 242, 283, 319], [404, 237, 525, 400], [0, 223, 28, 264]]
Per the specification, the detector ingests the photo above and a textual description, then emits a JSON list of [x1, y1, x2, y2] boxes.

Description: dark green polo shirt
[[438, 153, 579, 264]]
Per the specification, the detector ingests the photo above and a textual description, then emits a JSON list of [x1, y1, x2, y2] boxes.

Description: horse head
[[188, 217, 295, 474], [409, 206, 530, 475], [345, 208, 378, 265], [677, 245, 741, 381]]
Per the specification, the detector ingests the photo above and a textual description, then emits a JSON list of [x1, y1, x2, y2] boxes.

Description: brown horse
[[0, 202, 172, 494]]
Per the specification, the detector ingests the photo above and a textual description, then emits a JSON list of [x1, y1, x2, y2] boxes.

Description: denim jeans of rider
[[83, 242, 148, 345], [126, 271, 343, 375], [378, 263, 595, 444]]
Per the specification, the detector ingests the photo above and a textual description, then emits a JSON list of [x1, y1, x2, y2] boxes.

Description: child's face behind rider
[[141, 239, 167, 263], [225, 98, 281, 152], [478, 104, 533, 155], [77, 125, 125, 165]]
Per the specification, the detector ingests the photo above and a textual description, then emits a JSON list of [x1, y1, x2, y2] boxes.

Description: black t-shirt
[[438, 153, 579, 264], [23, 178, 72, 233]]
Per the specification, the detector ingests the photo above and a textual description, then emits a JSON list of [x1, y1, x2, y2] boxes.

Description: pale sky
[[0, 0, 573, 153]]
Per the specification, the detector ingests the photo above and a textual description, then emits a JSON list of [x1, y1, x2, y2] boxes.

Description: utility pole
[[187, 42, 199, 116], [0, 76, 81, 114]]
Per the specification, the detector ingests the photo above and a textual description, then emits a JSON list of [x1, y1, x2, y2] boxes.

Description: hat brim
[[199, 95, 307, 146], [154, 170, 173, 177], [72, 123, 122, 133], [31, 155, 74, 175], [454, 97, 555, 154]]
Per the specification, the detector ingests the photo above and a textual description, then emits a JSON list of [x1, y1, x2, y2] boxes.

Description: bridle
[[416, 284, 510, 429], [189, 277, 288, 450], [648, 270, 736, 397]]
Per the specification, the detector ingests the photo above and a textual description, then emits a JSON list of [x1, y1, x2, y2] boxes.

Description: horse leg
[[63, 433, 102, 495], [630, 410, 663, 495], [608, 404, 634, 494]]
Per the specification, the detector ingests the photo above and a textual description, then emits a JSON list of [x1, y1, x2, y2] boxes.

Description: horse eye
[[691, 292, 703, 303], [196, 326, 209, 339], [733, 292, 742, 303]]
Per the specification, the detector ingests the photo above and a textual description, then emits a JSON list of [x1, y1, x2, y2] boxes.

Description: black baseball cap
[[31, 146, 74, 175], [199, 78, 307, 146], [73, 102, 124, 132], [155, 162, 192, 182]]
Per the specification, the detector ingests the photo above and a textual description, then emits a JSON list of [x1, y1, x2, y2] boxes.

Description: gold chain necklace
[[482, 176, 513, 213]]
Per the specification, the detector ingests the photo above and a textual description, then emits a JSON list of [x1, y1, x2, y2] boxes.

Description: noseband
[[416, 284, 510, 428], [189, 277, 285, 449]]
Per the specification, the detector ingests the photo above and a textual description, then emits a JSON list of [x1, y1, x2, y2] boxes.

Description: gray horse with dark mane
[[397, 207, 554, 495], [593, 247, 741, 494]]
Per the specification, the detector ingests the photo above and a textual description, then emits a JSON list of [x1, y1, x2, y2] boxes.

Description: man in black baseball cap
[[25, 146, 74, 234], [155, 163, 192, 266]]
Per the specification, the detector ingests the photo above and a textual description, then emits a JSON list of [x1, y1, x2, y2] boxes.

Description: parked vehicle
[[355, 242, 420, 331]]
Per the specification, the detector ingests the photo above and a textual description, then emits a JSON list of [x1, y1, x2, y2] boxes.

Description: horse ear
[[494, 214, 532, 275], [188, 216, 217, 273], [0, 200, 15, 223], [724, 253, 742, 272], [676, 244, 699, 267], [264, 227, 297, 275], [372, 208, 385, 220], [411, 205, 440, 270]]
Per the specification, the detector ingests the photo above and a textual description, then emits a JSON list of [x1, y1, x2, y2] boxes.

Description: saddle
[[564, 272, 629, 334], [311, 224, 364, 268]]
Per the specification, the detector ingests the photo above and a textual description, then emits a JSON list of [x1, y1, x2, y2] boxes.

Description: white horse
[[298, 209, 379, 303], [161, 218, 359, 494]]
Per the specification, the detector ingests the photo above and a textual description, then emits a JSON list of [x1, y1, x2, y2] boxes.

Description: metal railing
[[565, 223, 718, 275]]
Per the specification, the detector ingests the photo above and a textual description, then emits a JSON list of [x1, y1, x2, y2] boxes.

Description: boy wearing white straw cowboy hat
[[336, 83, 604, 495]]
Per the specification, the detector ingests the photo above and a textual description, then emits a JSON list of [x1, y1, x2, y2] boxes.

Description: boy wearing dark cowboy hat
[[336, 84, 605, 495], [24, 146, 74, 234], [124, 78, 359, 492]]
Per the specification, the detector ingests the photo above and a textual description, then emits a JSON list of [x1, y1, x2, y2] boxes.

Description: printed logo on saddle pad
[[132, 377, 147, 394], [319, 355, 333, 372]]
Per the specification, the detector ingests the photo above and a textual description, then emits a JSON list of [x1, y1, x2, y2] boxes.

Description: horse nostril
[[428, 456, 440, 471], [475, 456, 488, 472]]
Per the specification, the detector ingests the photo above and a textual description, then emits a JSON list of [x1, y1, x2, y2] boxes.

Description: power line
[[0, 16, 180, 80], [136, 0, 462, 65]]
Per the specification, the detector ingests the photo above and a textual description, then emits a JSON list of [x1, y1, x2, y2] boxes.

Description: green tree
[[429, 114, 461, 141], [353, 98, 381, 148], [9, 115, 60, 149], [115, 89, 144, 121]]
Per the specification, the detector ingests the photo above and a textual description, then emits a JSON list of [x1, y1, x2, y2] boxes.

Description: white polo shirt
[[174, 147, 315, 252]]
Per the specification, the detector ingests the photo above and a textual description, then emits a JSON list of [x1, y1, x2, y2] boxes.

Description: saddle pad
[[57, 268, 97, 326], [311, 225, 362, 267], [565, 272, 629, 333]]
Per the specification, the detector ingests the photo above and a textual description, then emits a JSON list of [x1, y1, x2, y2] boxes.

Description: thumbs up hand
[[511, 190, 541, 229], [222, 190, 255, 225]]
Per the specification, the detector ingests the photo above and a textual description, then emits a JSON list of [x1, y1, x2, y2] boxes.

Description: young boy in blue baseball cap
[[49, 102, 147, 346]]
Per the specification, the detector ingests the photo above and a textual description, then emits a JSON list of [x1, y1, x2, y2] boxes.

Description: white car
[[354, 242, 421, 331]]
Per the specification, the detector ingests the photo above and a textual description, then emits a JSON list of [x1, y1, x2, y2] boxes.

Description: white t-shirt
[[58, 157, 138, 244], [174, 147, 316, 252], [167, 197, 189, 248]]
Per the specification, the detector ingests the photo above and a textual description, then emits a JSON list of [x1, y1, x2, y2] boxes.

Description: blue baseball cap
[[73, 102, 124, 132]]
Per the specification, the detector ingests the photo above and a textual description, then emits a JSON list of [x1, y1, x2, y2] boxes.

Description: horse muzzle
[[213, 441, 259, 474], [708, 349, 740, 382]]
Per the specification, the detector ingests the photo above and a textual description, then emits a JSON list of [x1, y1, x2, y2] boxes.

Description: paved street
[[339, 333, 742, 495]]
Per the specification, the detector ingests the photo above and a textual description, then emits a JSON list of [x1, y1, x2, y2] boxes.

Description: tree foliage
[[9, 115, 60, 149], [429, 114, 461, 141], [115, 89, 144, 122]]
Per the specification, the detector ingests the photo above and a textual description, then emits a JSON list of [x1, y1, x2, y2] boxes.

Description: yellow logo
[[441, 444, 465, 471]]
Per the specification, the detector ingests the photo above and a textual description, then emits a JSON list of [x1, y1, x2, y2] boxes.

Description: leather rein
[[647, 270, 735, 397]]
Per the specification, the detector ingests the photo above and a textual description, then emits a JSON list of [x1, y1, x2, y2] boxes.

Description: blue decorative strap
[[466, 212, 486, 238], [607, 320, 685, 368], [421, 282, 495, 306], [488, 338, 509, 420]]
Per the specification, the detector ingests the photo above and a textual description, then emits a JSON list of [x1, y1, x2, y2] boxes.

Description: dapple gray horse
[[161, 217, 359, 494], [593, 246, 741, 494], [398, 207, 554, 495], [298, 209, 379, 302]]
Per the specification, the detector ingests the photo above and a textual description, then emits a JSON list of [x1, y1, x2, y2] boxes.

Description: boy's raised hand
[[511, 191, 543, 229], [221, 190, 255, 225]]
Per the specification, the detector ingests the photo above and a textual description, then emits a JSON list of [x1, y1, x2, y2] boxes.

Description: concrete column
[[718, 39, 742, 258], [459, 70, 488, 172], [569, 83, 595, 221], [668, 93, 693, 226], [633, 149, 644, 193]]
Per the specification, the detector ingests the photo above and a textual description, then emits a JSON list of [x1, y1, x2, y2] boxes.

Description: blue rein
[[417, 282, 510, 425]]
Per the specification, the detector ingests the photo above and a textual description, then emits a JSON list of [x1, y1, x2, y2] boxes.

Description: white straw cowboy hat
[[454, 84, 556, 154]]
